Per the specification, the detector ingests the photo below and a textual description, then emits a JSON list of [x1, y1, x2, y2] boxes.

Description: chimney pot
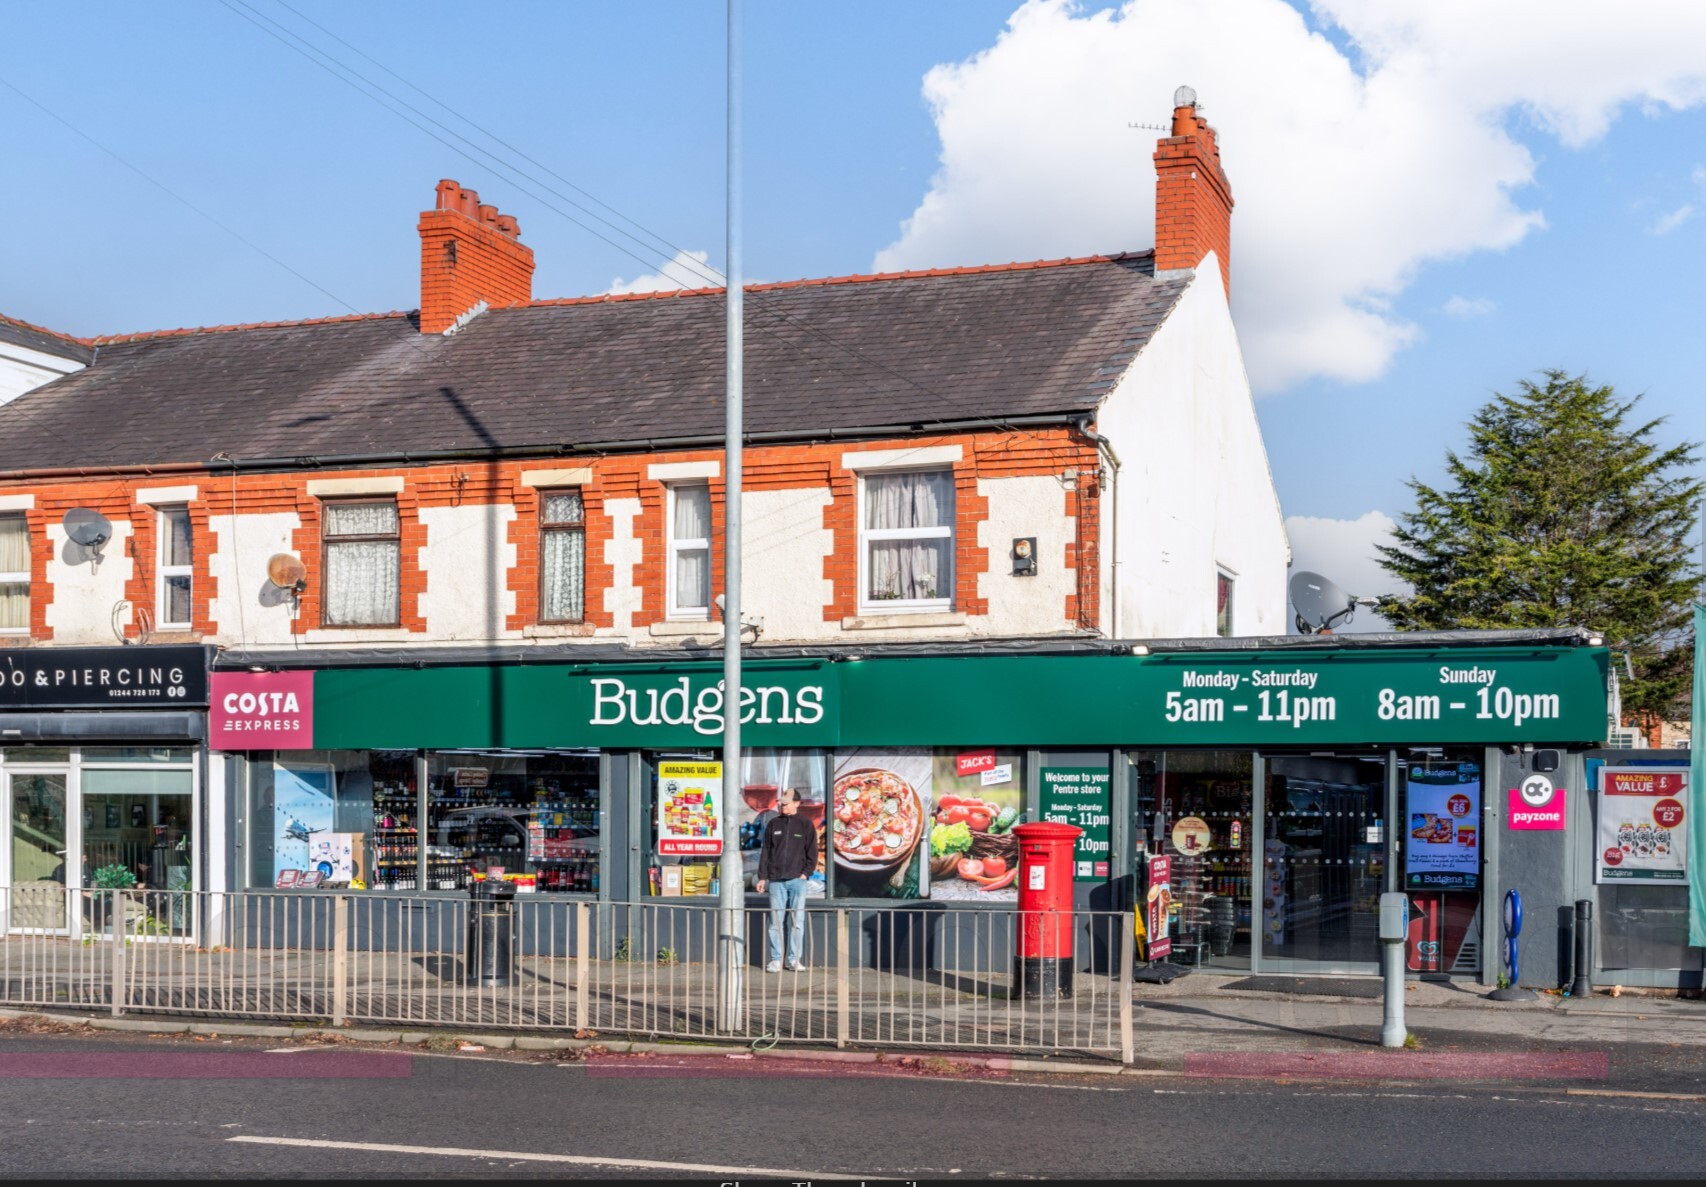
[[494, 214, 520, 238], [457, 187, 480, 218], [478, 204, 499, 225], [436, 178, 460, 210]]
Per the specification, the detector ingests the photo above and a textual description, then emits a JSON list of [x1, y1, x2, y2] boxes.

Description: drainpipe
[[1074, 414, 1122, 638]]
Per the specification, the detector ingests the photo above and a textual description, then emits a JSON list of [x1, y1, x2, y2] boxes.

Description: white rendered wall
[[0, 343, 83, 408], [43, 519, 133, 644], [418, 503, 517, 642], [603, 497, 642, 634], [1095, 257, 1290, 639], [975, 474, 1075, 636], [742, 486, 833, 643], [208, 512, 302, 647]]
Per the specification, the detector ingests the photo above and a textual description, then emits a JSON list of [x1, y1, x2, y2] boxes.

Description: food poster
[[832, 749, 931, 899], [273, 763, 335, 877], [738, 749, 827, 896], [1041, 767, 1113, 880], [928, 748, 1024, 900], [1596, 766, 1688, 883], [657, 761, 723, 856], [1404, 762, 1481, 890]]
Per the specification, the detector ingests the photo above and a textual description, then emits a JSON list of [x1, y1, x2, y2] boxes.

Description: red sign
[[956, 749, 998, 777], [1605, 770, 1687, 796], [1653, 798, 1685, 829], [210, 671, 313, 750], [1447, 794, 1472, 817]]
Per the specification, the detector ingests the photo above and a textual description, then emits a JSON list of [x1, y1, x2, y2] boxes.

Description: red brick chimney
[[418, 179, 535, 334], [1153, 86, 1234, 300]]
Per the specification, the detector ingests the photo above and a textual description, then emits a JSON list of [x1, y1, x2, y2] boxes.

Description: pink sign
[[956, 748, 997, 777], [1508, 783, 1566, 830], [210, 671, 313, 750]]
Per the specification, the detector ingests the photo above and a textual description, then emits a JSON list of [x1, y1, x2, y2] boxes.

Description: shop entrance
[[1260, 753, 1390, 974]]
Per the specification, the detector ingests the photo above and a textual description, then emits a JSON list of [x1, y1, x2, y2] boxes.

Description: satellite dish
[[266, 553, 307, 593], [1289, 570, 1378, 635], [62, 507, 113, 570]]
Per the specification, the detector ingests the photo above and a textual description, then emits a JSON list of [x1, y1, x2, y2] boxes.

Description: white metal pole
[[716, 0, 746, 1033]]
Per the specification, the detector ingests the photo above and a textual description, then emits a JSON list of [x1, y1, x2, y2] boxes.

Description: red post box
[[1013, 821, 1081, 999]]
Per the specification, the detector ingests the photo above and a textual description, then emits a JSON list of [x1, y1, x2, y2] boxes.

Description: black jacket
[[757, 812, 819, 883]]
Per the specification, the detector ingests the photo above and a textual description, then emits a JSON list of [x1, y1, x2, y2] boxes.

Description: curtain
[[0, 516, 28, 630], [542, 492, 586, 622], [673, 486, 710, 610], [163, 507, 193, 567], [323, 503, 400, 626], [865, 471, 953, 602]]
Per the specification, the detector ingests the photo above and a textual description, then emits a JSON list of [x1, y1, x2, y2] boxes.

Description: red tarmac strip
[[0, 1052, 411, 1079], [1184, 1050, 1609, 1081], [585, 1054, 1009, 1080]]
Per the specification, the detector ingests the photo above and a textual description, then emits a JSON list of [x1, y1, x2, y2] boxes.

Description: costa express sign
[[0, 646, 208, 709], [210, 671, 314, 750]]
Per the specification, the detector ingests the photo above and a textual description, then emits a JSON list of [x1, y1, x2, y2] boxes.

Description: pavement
[[12, 970, 1706, 1087]]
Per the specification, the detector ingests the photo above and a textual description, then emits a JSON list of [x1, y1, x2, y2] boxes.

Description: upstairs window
[[322, 500, 400, 627], [1216, 570, 1235, 637], [0, 514, 27, 633], [539, 490, 586, 624], [157, 505, 194, 629], [860, 470, 954, 611], [667, 484, 711, 619]]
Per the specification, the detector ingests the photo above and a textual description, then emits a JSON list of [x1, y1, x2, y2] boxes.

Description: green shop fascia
[[222, 631, 1608, 927]]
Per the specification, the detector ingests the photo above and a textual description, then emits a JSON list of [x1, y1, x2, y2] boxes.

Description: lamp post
[[715, 0, 746, 1034]]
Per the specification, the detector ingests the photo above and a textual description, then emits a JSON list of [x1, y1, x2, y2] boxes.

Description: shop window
[[922, 748, 1025, 902], [859, 470, 954, 612], [1216, 570, 1235, 637], [246, 750, 414, 890], [321, 499, 401, 627], [0, 513, 28, 633], [667, 484, 711, 619], [647, 749, 725, 896], [427, 750, 600, 894], [732, 749, 829, 898], [82, 765, 194, 931], [539, 490, 585, 623], [157, 505, 194, 629]]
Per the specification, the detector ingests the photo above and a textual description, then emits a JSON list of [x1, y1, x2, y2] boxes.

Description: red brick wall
[[0, 426, 1102, 643]]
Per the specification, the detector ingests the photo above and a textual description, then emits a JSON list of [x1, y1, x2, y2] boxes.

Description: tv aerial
[[1289, 570, 1379, 635], [62, 508, 113, 571]]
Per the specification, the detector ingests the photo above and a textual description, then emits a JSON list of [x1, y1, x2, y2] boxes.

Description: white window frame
[[0, 513, 26, 635], [856, 467, 955, 615], [1216, 567, 1236, 637], [665, 484, 711, 621], [156, 505, 194, 630]]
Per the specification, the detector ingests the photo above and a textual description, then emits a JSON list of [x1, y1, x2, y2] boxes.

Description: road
[[0, 1027, 1702, 1179]]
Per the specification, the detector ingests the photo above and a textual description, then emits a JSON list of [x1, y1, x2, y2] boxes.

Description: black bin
[[466, 879, 517, 987]]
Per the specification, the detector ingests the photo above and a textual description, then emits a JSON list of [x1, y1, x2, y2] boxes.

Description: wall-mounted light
[[1012, 537, 1037, 576]]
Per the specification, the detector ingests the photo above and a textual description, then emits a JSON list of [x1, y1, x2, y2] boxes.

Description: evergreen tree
[[1377, 370, 1701, 721]]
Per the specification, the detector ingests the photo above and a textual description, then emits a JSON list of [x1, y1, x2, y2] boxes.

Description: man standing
[[755, 787, 817, 972]]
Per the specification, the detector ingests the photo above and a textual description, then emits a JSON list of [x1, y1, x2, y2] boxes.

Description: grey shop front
[[213, 630, 1613, 979]]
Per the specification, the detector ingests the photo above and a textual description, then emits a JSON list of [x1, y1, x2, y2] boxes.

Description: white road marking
[[228, 1135, 875, 1178]]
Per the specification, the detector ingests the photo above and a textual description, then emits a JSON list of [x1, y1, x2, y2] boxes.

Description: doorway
[[1260, 753, 1390, 974]]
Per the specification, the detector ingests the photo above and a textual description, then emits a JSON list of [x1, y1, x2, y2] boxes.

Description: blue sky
[[4, 1, 1705, 618]]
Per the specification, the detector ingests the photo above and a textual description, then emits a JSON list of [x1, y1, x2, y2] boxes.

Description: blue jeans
[[766, 877, 808, 966]]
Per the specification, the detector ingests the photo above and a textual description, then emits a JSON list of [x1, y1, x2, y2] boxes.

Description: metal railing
[[0, 887, 1136, 1062]]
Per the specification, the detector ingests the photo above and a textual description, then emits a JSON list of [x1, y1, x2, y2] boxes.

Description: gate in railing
[[0, 888, 1135, 1062]]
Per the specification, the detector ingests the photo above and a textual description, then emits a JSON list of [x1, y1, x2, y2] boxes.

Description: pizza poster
[[1596, 766, 1688, 883], [1404, 762, 1481, 890], [657, 761, 723, 856]]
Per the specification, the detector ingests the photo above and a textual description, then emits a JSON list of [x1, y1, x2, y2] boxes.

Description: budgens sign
[[588, 675, 827, 736]]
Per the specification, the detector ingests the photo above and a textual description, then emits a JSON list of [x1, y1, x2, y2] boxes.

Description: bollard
[[466, 878, 518, 988], [1570, 899, 1593, 998], [1378, 892, 1407, 1048], [1488, 889, 1535, 1001]]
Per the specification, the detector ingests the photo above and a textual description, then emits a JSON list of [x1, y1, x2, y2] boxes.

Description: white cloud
[[1653, 204, 1696, 235], [876, 0, 1706, 392], [607, 249, 722, 296], [1285, 511, 1408, 632], [1442, 295, 1495, 319]]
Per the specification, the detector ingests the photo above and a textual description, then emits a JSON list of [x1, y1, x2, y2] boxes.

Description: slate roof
[[0, 253, 1187, 473], [0, 314, 94, 366]]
